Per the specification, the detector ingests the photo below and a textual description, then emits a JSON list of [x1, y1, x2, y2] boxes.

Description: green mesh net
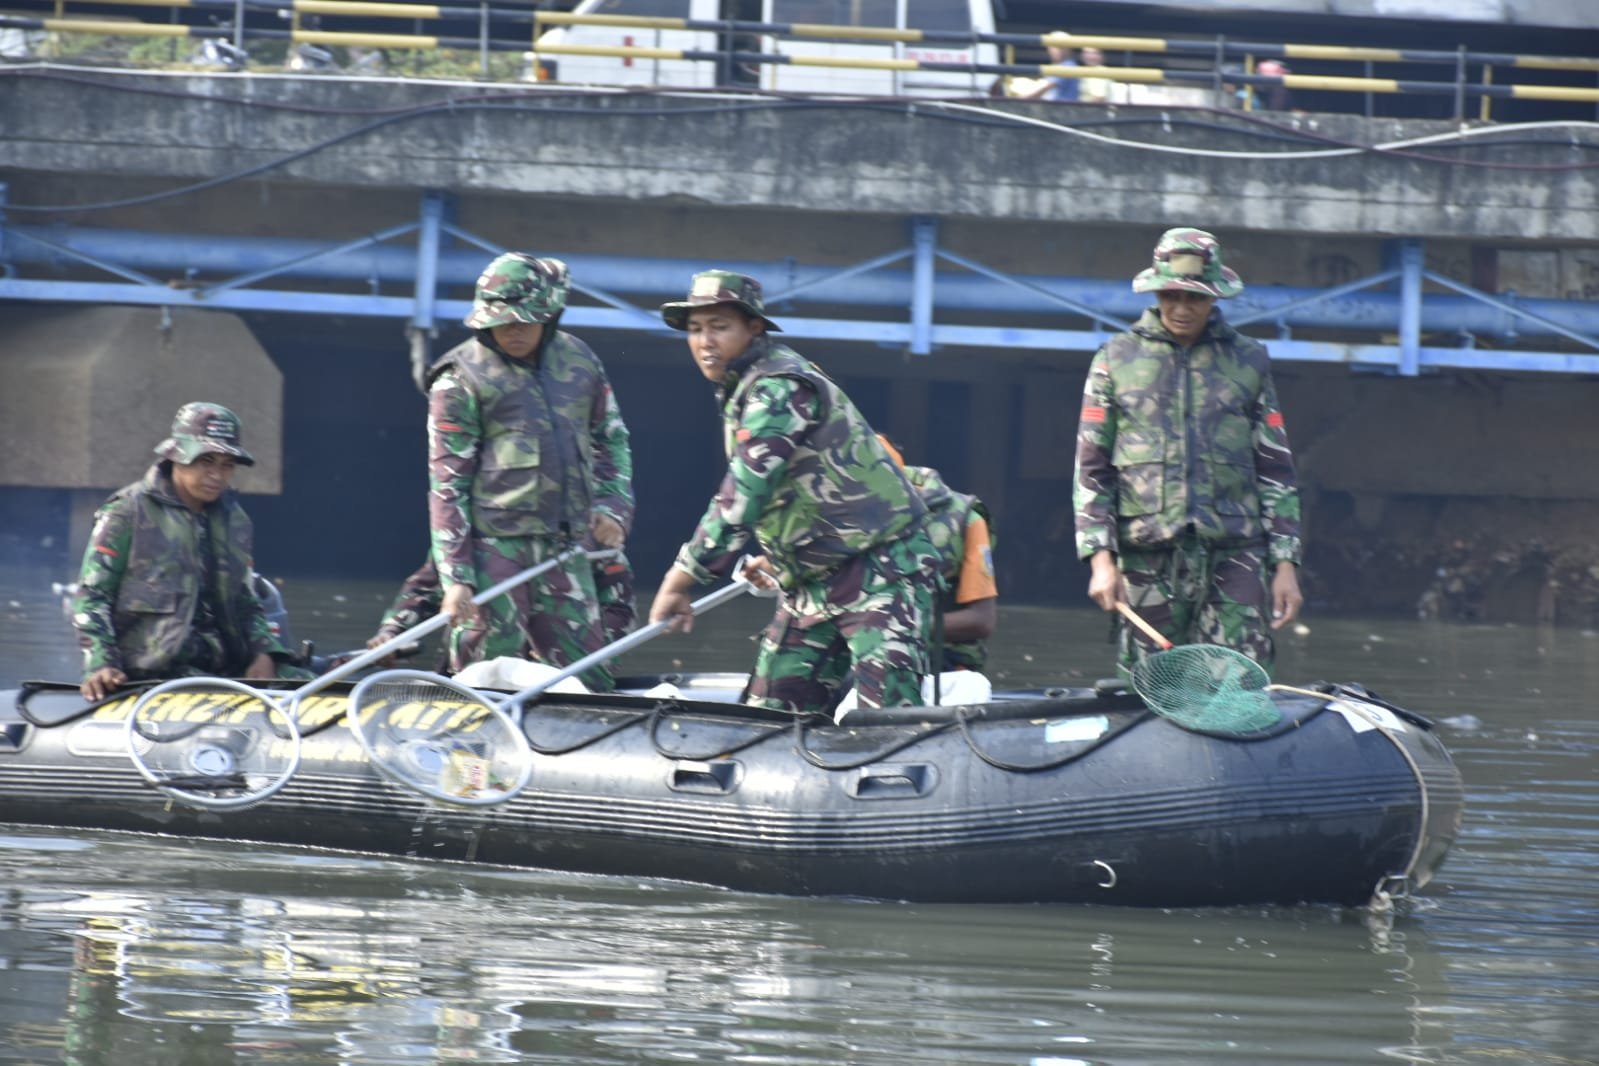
[[1129, 644, 1283, 733]]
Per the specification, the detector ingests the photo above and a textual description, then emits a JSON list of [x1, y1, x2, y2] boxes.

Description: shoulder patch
[[1266, 412, 1285, 429], [1081, 405, 1107, 424]]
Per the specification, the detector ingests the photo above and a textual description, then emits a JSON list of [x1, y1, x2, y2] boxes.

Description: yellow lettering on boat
[[299, 695, 347, 727], [388, 701, 429, 728]]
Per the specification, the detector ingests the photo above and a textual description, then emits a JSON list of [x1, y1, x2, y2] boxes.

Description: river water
[[1, 565, 1595, 1065]]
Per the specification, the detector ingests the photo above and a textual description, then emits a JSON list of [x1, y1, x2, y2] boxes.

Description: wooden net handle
[[1115, 602, 1174, 650]]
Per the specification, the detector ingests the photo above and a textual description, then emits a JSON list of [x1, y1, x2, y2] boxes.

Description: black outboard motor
[[251, 573, 343, 670], [251, 571, 292, 647]]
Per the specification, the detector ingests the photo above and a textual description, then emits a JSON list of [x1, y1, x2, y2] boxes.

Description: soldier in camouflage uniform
[[1073, 228, 1303, 676], [878, 436, 998, 673], [648, 270, 939, 715], [72, 403, 305, 701], [428, 253, 634, 689]]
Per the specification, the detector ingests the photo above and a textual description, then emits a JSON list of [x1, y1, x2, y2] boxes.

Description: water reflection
[[0, 827, 1480, 1066]]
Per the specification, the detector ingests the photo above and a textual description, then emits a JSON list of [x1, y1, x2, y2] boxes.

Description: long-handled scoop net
[[347, 568, 766, 806], [1115, 602, 1284, 734], [124, 546, 611, 811]]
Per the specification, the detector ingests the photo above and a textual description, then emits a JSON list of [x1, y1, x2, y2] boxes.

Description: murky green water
[[2, 565, 1597, 1064]]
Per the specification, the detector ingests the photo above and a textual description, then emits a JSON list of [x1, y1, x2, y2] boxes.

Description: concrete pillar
[[0, 305, 284, 562]]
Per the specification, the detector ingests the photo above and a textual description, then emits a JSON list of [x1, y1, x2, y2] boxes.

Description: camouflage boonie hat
[[154, 402, 255, 466], [464, 253, 571, 330], [1132, 228, 1245, 299], [660, 270, 783, 332]]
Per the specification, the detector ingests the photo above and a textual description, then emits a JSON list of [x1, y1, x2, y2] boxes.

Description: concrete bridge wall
[[2, 70, 1594, 240]]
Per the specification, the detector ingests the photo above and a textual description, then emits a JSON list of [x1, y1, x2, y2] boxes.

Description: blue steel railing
[[2, 187, 1597, 375]]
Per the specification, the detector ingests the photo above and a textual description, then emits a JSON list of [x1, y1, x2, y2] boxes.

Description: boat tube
[[0, 674, 1464, 907]]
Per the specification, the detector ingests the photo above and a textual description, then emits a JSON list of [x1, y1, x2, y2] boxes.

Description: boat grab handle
[[668, 760, 741, 794], [848, 763, 936, 799]]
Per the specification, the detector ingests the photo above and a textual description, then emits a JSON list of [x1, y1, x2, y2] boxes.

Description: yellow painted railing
[[2, 1, 1596, 118]]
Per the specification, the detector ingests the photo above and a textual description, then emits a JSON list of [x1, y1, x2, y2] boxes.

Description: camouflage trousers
[[380, 551, 635, 646], [593, 549, 637, 645], [1117, 538, 1274, 677], [744, 531, 937, 716], [447, 534, 614, 691]]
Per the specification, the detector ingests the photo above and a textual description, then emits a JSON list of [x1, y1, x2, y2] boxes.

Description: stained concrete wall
[[0, 306, 282, 495], [1, 71, 1595, 242]]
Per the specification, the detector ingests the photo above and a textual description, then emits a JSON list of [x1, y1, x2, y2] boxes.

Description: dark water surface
[[1, 565, 1596, 1065]]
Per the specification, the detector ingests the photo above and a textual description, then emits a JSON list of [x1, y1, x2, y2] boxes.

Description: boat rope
[[792, 715, 960, 771], [524, 708, 650, 756], [954, 706, 1155, 773], [647, 701, 790, 761], [13, 680, 156, 728], [1346, 699, 1433, 911]]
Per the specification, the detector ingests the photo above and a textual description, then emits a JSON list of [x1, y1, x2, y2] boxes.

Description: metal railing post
[[479, 1, 489, 79], [1453, 45, 1466, 123], [1398, 239, 1424, 376], [409, 190, 449, 391], [232, 0, 244, 53], [412, 190, 446, 334], [910, 216, 937, 357], [1213, 34, 1227, 109]]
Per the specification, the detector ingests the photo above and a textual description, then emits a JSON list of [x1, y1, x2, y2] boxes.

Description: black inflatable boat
[[0, 673, 1463, 907]]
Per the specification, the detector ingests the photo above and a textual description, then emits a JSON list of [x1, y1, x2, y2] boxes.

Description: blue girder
[[3, 189, 1597, 376]]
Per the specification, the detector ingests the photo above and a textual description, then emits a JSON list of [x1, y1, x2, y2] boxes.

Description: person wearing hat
[[647, 270, 939, 715], [427, 252, 633, 687], [72, 402, 303, 701], [1073, 228, 1303, 677]]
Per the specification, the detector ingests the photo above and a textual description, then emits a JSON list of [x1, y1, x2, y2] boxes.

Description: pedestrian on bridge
[[1073, 228, 1304, 677]]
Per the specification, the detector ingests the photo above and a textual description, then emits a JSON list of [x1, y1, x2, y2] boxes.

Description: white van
[[760, 0, 998, 96], [534, 0, 1000, 97]]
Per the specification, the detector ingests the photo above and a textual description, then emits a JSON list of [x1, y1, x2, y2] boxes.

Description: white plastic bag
[[453, 656, 591, 694]]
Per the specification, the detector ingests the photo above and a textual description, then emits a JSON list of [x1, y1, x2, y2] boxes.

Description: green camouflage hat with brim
[[154, 402, 256, 466], [1132, 228, 1245, 299], [464, 253, 571, 330], [660, 270, 783, 332]]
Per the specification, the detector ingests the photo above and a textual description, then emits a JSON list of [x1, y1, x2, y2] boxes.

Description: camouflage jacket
[[427, 331, 633, 589], [905, 464, 995, 670], [674, 337, 926, 602], [72, 463, 288, 677], [904, 465, 991, 592], [1074, 308, 1302, 565]]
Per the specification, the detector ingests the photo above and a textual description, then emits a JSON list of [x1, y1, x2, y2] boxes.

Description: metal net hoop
[[1129, 644, 1282, 733], [348, 670, 534, 807]]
